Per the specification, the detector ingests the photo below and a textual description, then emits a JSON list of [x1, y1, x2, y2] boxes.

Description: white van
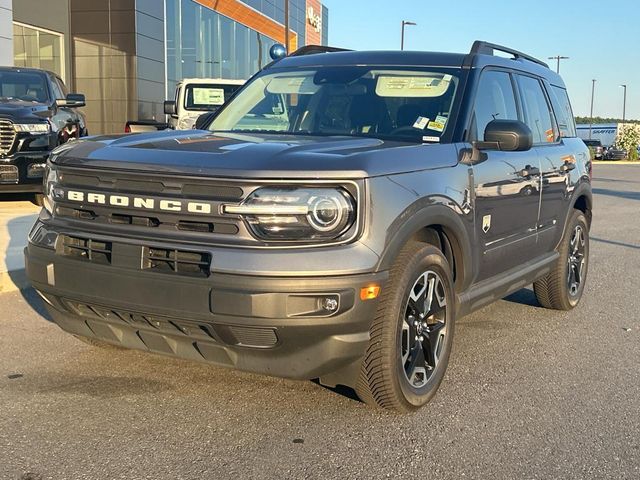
[[163, 78, 245, 130]]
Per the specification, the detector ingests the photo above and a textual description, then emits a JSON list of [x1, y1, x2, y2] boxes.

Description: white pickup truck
[[163, 78, 245, 130]]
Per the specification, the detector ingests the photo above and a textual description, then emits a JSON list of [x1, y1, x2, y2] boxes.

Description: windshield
[[184, 83, 242, 111], [209, 67, 460, 143], [0, 71, 49, 103]]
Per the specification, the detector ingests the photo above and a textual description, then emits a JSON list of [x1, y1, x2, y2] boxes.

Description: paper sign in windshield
[[376, 75, 452, 97], [193, 88, 225, 106]]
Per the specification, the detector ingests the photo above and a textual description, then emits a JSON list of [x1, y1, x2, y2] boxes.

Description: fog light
[[360, 285, 381, 301], [321, 297, 339, 313], [0, 165, 19, 184], [27, 163, 47, 178]]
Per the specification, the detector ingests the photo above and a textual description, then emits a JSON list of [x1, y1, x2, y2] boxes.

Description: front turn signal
[[360, 285, 381, 301]]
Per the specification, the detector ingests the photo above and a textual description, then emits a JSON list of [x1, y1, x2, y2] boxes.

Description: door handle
[[560, 163, 576, 173]]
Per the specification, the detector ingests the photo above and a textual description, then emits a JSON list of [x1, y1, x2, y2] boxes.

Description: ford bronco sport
[[25, 42, 592, 412]]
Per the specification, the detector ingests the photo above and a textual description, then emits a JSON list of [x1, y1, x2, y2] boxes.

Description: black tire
[[31, 193, 44, 207], [356, 242, 455, 412], [534, 209, 589, 310], [73, 335, 125, 350]]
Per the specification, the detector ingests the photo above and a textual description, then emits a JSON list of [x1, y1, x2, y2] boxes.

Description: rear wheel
[[356, 242, 455, 412], [534, 209, 589, 310]]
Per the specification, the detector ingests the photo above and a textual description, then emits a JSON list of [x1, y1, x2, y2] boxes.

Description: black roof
[[0, 66, 56, 77], [271, 41, 565, 87]]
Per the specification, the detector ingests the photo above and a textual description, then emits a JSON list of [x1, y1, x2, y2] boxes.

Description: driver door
[[469, 69, 541, 282]]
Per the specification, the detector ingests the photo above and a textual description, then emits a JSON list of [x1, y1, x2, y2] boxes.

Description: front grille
[[54, 167, 246, 243], [0, 118, 16, 155], [61, 235, 112, 265], [143, 247, 211, 277]]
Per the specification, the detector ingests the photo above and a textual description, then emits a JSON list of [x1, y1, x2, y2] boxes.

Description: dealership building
[[0, 0, 328, 134]]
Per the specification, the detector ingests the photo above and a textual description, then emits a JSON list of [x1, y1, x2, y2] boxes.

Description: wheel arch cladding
[[376, 205, 473, 293], [573, 193, 592, 228]]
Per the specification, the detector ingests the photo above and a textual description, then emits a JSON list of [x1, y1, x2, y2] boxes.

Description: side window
[[470, 70, 518, 141], [548, 85, 577, 138], [49, 76, 64, 100], [56, 77, 69, 97], [516, 75, 556, 144]]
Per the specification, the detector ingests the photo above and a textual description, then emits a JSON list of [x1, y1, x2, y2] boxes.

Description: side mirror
[[194, 111, 216, 130], [57, 93, 86, 108], [164, 100, 177, 116], [483, 120, 533, 152]]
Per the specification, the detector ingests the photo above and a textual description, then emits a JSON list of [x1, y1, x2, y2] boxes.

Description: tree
[[617, 124, 640, 161]]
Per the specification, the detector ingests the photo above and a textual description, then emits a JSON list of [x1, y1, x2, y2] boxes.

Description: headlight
[[13, 123, 51, 134], [223, 187, 357, 242]]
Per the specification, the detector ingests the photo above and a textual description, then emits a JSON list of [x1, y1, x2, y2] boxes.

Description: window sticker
[[413, 116, 430, 130], [435, 115, 448, 126], [427, 120, 446, 132], [193, 88, 225, 106], [422, 136, 440, 143]]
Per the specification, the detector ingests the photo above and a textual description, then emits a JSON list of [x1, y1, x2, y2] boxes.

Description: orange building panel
[[194, 0, 298, 50]]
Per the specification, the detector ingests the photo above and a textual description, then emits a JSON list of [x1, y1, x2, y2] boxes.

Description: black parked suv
[[25, 42, 592, 412], [0, 67, 87, 202]]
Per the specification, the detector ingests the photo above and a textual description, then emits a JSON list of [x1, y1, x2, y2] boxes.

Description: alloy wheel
[[401, 270, 447, 388], [567, 225, 586, 297]]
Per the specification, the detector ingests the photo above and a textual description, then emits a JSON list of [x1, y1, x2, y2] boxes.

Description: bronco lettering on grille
[[65, 190, 213, 214]]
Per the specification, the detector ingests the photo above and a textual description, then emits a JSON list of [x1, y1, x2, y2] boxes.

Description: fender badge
[[482, 215, 492, 233]]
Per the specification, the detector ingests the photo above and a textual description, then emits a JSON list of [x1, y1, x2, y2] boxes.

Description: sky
[[322, 0, 640, 120]]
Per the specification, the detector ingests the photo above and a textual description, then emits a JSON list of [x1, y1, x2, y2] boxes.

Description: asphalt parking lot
[[1, 164, 639, 479]]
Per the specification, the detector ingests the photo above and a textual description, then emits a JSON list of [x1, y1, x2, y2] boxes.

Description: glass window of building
[[13, 23, 64, 81], [166, 0, 284, 97]]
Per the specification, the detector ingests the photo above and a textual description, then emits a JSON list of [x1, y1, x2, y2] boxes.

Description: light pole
[[401, 21, 416, 51], [284, 0, 290, 53], [589, 79, 596, 140], [620, 84, 627, 124], [548, 55, 569, 74]]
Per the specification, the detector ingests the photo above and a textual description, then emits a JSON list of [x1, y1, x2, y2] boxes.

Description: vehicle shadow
[[591, 187, 640, 202], [591, 236, 640, 250], [502, 287, 540, 307], [6, 214, 51, 320]]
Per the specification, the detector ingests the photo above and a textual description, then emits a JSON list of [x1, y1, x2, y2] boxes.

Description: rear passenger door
[[535, 82, 583, 253], [470, 70, 542, 282]]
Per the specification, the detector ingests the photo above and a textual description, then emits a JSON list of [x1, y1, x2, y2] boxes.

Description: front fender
[[375, 203, 474, 292]]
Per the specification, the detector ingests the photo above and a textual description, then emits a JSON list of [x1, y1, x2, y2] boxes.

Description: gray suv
[[25, 41, 592, 412]]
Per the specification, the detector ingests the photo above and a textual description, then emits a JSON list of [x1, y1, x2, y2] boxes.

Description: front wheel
[[356, 243, 455, 412], [534, 209, 589, 310]]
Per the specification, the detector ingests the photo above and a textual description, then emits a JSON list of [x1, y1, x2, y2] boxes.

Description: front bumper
[[25, 241, 387, 387], [0, 150, 49, 192]]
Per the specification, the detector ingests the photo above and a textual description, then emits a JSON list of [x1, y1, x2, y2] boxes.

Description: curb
[[594, 161, 640, 165], [0, 269, 30, 294]]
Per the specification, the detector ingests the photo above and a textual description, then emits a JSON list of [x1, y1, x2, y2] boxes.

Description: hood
[[0, 98, 51, 120], [51, 130, 460, 179]]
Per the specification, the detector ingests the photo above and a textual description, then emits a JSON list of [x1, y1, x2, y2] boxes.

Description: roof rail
[[288, 45, 352, 57], [469, 41, 549, 69]]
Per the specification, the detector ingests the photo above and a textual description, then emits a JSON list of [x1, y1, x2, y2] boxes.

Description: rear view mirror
[[164, 100, 177, 116], [57, 93, 85, 108], [483, 120, 533, 152]]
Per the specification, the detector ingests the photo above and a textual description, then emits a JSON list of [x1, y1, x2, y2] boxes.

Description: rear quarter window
[[548, 85, 577, 138]]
